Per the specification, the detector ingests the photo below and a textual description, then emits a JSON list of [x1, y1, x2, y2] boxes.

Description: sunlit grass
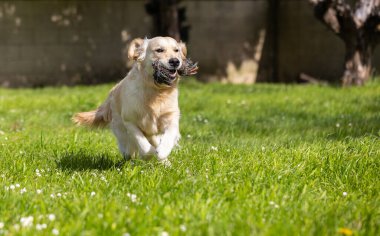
[[0, 80, 379, 235]]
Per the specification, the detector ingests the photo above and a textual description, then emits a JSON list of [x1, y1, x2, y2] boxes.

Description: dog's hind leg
[[111, 119, 133, 160]]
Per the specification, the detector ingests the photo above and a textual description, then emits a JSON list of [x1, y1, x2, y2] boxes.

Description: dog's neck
[[141, 74, 179, 114]]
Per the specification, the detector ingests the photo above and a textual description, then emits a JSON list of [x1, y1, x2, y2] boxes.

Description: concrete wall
[[184, 1, 269, 83], [0, 0, 379, 87], [0, 1, 152, 87]]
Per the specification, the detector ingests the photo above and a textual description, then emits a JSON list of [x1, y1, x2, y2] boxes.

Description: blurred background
[[0, 0, 379, 87]]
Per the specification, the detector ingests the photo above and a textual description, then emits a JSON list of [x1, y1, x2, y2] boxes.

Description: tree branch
[[353, 0, 380, 27], [361, 4, 380, 46], [309, 0, 353, 37]]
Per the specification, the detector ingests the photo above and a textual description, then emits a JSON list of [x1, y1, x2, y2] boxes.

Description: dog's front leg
[[156, 124, 180, 163], [123, 121, 156, 159]]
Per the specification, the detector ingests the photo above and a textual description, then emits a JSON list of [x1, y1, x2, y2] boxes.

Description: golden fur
[[73, 37, 189, 164]]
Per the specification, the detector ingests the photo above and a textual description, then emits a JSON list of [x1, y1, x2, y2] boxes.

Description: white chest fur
[[138, 112, 159, 136]]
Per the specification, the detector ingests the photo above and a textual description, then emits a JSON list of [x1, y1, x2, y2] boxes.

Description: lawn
[[0, 79, 379, 235]]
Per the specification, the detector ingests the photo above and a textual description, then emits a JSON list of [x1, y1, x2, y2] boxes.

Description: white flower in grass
[[336, 123, 340, 128], [161, 231, 169, 236], [36, 172, 41, 177], [57, 193, 62, 198], [269, 201, 279, 208], [36, 169, 40, 173], [20, 216, 33, 228], [36, 223, 47, 231], [10, 185, 15, 190], [127, 193, 137, 202], [52, 228, 59, 235], [36, 189, 42, 194], [20, 188, 27, 194], [343, 192, 348, 197], [48, 214, 56, 221], [97, 213, 103, 219], [91, 191, 96, 197], [180, 224, 187, 232], [0, 222, 4, 229], [13, 224, 20, 231], [211, 146, 218, 151], [50, 194, 55, 198], [15, 184, 20, 188], [100, 176, 107, 182], [122, 233, 131, 236]]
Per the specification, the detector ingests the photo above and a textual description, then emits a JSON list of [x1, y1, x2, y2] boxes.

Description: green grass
[[0, 80, 379, 235]]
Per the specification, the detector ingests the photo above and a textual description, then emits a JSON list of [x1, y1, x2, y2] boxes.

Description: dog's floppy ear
[[128, 37, 148, 61], [179, 41, 187, 59]]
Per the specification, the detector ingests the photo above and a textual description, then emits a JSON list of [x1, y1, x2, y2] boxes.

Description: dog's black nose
[[169, 58, 180, 68]]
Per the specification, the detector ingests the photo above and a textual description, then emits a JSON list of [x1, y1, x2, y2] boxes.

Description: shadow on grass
[[56, 151, 122, 171]]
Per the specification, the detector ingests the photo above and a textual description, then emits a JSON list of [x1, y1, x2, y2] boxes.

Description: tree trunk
[[309, 0, 380, 86], [342, 40, 373, 86], [145, 0, 181, 41], [158, 0, 180, 41]]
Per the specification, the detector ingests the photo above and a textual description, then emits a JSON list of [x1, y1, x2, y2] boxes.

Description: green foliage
[[0, 80, 379, 235]]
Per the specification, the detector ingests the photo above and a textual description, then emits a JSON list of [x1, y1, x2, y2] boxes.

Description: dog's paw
[[156, 145, 172, 160], [139, 145, 157, 156], [158, 158, 172, 167], [148, 146, 158, 156]]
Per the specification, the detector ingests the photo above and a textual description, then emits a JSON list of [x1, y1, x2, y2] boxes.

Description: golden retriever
[[72, 36, 197, 165]]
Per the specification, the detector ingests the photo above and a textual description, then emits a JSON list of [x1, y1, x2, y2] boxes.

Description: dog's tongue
[[169, 70, 177, 77]]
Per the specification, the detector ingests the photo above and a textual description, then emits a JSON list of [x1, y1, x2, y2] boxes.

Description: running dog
[[72, 36, 198, 165]]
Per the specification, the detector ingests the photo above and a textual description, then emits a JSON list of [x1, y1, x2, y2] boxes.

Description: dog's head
[[128, 36, 197, 88]]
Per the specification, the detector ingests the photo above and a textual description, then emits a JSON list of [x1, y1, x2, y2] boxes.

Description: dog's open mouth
[[152, 59, 198, 86], [152, 61, 177, 86]]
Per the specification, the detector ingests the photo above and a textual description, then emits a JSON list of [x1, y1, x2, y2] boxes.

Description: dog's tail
[[72, 100, 112, 128]]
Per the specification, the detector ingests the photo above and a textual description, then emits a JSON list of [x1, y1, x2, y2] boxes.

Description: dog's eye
[[155, 48, 164, 53], [174, 49, 179, 52]]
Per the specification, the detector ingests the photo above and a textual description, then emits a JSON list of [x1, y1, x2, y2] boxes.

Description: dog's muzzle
[[152, 60, 178, 86], [152, 59, 198, 86]]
